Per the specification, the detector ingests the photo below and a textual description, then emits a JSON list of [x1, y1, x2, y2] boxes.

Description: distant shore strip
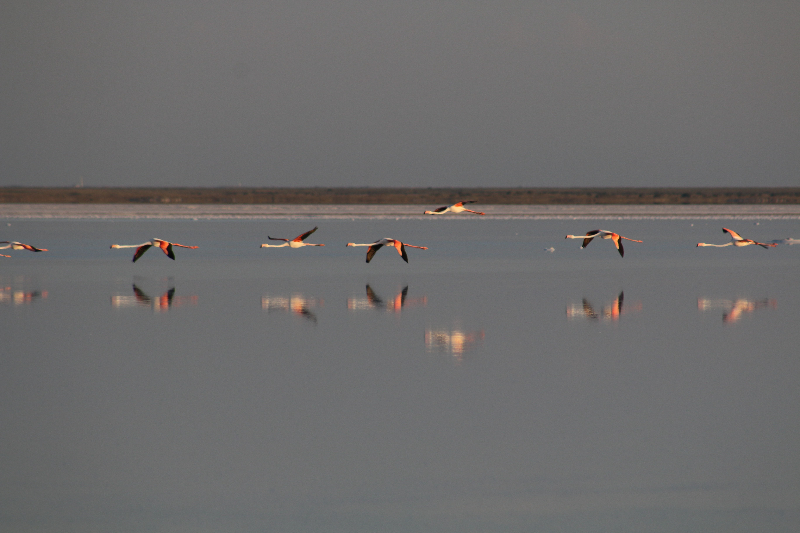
[[3, 204, 800, 220], [1, 187, 799, 205]]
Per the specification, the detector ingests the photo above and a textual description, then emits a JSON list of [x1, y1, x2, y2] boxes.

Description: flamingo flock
[[2, 198, 791, 264]]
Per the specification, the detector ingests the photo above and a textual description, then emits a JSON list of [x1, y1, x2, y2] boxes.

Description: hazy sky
[[2, 2, 798, 188]]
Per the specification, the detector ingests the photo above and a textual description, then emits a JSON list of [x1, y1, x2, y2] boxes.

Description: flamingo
[[110, 238, 199, 262], [346, 238, 428, 263], [0, 241, 48, 254], [564, 230, 642, 257], [697, 228, 777, 249], [424, 201, 485, 216], [261, 227, 325, 248]]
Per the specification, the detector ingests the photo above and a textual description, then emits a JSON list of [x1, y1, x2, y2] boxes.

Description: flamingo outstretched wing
[[365, 243, 384, 263], [294, 227, 318, 243], [132, 244, 152, 262], [162, 242, 176, 260], [723, 228, 744, 241], [581, 230, 602, 248], [394, 240, 409, 262]]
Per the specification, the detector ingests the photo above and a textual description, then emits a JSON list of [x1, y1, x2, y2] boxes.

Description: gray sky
[[2, 1, 798, 188]]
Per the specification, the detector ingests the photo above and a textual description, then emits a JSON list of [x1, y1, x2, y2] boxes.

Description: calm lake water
[[1, 206, 799, 533]]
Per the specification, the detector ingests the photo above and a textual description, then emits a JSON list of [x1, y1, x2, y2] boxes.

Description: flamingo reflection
[[262, 294, 323, 323], [111, 284, 198, 312], [697, 298, 777, 323], [566, 292, 641, 322], [0, 286, 48, 305], [347, 285, 427, 313], [425, 328, 485, 362]]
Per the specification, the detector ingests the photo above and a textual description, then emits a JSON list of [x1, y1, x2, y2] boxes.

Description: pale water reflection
[[697, 297, 778, 323], [262, 293, 324, 323], [424, 327, 486, 361], [1, 213, 799, 533], [566, 292, 642, 322], [347, 284, 427, 313], [111, 283, 198, 312], [0, 286, 48, 305]]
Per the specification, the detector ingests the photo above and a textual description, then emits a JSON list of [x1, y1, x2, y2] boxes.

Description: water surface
[[1, 207, 799, 532]]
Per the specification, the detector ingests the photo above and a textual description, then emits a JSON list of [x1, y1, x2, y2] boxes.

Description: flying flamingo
[[261, 226, 325, 248], [424, 201, 485, 216], [0, 241, 48, 256], [696, 228, 777, 249], [346, 238, 428, 263], [110, 238, 199, 262], [565, 230, 642, 257]]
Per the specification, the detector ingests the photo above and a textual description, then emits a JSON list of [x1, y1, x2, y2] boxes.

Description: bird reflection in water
[[262, 294, 323, 323], [111, 284, 198, 312], [697, 298, 777, 323], [347, 285, 427, 313], [0, 286, 48, 305], [425, 328, 485, 362], [566, 291, 641, 322]]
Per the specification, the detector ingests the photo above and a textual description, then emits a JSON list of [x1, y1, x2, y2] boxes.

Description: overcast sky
[[2, 2, 798, 188]]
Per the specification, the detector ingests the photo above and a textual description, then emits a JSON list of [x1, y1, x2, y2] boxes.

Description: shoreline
[[3, 204, 800, 219], [2, 187, 800, 205]]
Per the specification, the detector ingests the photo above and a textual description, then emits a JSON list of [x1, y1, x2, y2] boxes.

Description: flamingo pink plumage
[[696, 228, 777, 249], [110, 238, 199, 262], [261, 227, 324, 248], [0, 241, 48, 257], [424, 201, 485, 216], [346, 238, 428, 263], [565, 230, 642, 257]]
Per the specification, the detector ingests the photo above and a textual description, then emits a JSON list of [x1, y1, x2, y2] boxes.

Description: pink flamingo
[[697, 228, 777, 249], [346, 238, 428, 263], [0, 241, 48, 257], [110, 238, 198, 262], [261, 227, 324, 248], [424, 201, 485, 216], [565, 230, 642, 257]]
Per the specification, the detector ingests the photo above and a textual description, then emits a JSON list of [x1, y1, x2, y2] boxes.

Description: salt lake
[[1, 205, 798, 532]]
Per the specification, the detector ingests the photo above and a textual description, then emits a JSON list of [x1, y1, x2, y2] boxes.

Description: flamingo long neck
[[698, 242, 732, 247], [262, 242, 289, 248], [111, 242, 151, 249]]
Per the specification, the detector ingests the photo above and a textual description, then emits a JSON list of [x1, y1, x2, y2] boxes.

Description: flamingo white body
[[346, 238, 428, 263], [696, 228, 776, 249], [0, 241, 48, 257], [564, 230, 642, 257], [261, 227, 325, 248], [110, 238, 199, 262], [424, 201, 485, 216]]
